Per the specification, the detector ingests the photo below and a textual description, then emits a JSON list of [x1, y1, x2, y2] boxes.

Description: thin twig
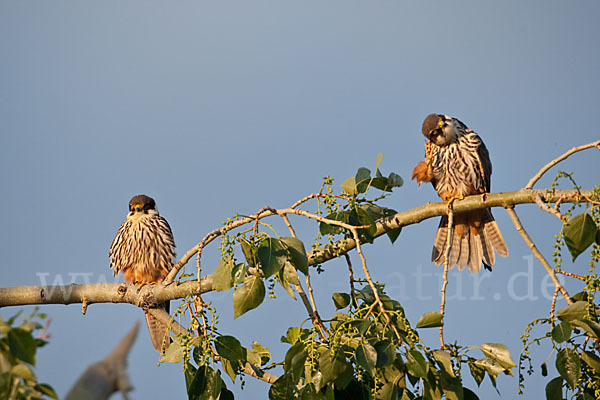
[[293, 281, 328, 341], [290, 193, 351, 209], [439, 202, 455, 348], [550, 287, 559, 326], [306, 274, 329, 340], [555, 270, 586, 281], [534, 194, 564, 220], [344, 253, 358, 308], [506, 207, 573, 304], [525, 140, 600, 189], [350, 228, 403, 342], [278, 207, 328, 340], [148, 309, 279, 384], [280, 214, 297, 237]]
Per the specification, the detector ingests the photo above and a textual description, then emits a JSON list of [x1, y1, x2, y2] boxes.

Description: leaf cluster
[[0, 310, 57, 400], [270, 284, 515, 400], [520, 182, 600, 399]]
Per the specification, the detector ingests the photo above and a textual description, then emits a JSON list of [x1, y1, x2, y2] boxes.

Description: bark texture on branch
[[0, 189, 591, 308]]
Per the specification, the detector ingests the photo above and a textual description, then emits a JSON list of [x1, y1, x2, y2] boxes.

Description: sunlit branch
[[0, 190, 592, 309], [525, 139, 600, 189], [439, 202, 455, 348], [505, 206, 573, 305]]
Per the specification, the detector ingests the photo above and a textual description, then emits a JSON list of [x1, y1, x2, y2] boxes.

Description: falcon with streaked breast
[[109, 194, 175, 351], [412, 114, 508, 272]]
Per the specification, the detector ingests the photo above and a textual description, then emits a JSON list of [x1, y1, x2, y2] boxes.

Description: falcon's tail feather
[[432, 210, 508, 273], [144, 301, 171, 352]]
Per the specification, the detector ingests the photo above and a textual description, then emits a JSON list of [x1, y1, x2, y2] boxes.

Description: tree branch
[[0, 189, 591, 308], [439, 202, 454, 348], [525, 140, 600, 189], [505, 207, 573, 305]]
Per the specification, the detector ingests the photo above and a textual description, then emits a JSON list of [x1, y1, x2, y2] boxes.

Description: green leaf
[[405, 349, 428, 378], [375, 153, 384, 170], [332, 293, 351, 310], [356, 343, 377, 376], [545, 376, 563, 400], [8, 328, 36, 366], [220, 358, 240, 383], [257, 238, 287, 278], [160, 340, 184, 363], [375, 382, 397, 400], [374, 340, 395, 368], [354, 207, 377, 243], [252, 342, 271, 366], [370, 173, 404, 192], [246, 349, 261, 367], [551, 321, 572, 343], [220, 388, 235, 400], [269, 374, 295, 400], [280, 237, 309, 274], [463, 387, 480, 400], [187, 365, 226, 400], [284, 342, 308, 380], [474, 357, 505, 383], [240, 239, 257, 267], [319, 349, 352, 386], [556, 301, 587, 322], [563, 212, 598, 261], [386, 227, 402, 244], [213, 255, 235, 292], [570, 319, 600, 339], [355, 167, 372, 194], [581, 350, 600, 374], [281, 327, 310, 345], [416, 311, 443, 329], [11, 363, 35, 381], [35, 383, 59, 400], [233, 275, 266, 318], [319, 211, 349, 236], [479, 343, 517, 370], [278, 262, 299, 300], [215, 335, 246, 362], [301, 383, 327, 400], [232, 263, 246, 285], [555, 348, 581, 389], [432, 350, 455, 378], [468, 360, 485, 386], [341, 176, 357, 195]]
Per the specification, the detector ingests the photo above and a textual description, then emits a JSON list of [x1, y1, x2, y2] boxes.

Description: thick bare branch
[[309, 189, 591, 265], [0, 278, 212, 308], [0, 189, 591, 309]]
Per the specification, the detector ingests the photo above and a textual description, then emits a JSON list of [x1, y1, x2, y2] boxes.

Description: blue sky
[[1, 1, 599, 398]]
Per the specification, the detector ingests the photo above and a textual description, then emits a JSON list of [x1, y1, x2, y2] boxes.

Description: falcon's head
[[421, 114, 462, 146], [128, 194, 158, 216]]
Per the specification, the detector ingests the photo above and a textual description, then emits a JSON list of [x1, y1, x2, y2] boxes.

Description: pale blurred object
[[65, 322, 139, 400]]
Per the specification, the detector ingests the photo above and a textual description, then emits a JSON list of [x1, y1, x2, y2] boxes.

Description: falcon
[[412, 114, 508, 272], [109, 194, 175, 351]]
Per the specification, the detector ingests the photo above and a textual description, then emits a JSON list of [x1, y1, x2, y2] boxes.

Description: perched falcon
[[109, 194, 175, 351], [412, 114, 508, 272]]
